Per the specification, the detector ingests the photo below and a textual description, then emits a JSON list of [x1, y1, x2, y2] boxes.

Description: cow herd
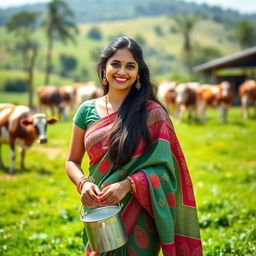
[[157, 79, 256, 124], [0, 79, 256, 173], [37, 81, 103, 120], [0, 82, 102, 173]]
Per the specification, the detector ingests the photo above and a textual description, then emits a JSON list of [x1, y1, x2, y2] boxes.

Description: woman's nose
[[118, 65, 126, 74]]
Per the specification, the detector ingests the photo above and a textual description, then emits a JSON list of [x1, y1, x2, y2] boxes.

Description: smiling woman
[[65, 37, 203, 256]]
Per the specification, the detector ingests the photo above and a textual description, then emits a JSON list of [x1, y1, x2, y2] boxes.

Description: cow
[[157, 80, 177, 114], [59, 85, 76, 114], [175, 82, 200, 124], [196, 81, 233, 123], [75, 83, 103, 106], [0, 104, 57, 173], [37, 86, 71, 121], [239, 80, 256, 119]]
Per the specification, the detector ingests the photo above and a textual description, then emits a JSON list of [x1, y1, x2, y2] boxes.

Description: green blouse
[[73, 99, 101, 130]]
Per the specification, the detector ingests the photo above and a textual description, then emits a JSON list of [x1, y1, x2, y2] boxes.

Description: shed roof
[[193, 46, 256, 72]]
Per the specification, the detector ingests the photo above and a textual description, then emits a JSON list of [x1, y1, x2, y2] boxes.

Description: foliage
[[154, 25, 164, 37], [3, 79, 27, 92], [42, 0, 78, 84], [0, 104, 255, 255], [87, 27, 102, 40], [192, 45, 223, 66], [170, 14, 200, 73], [134, 34, 146, 46], [5, 11, 38, 37], [5, 11, 39, 107], [235, 20, 256, 49], [0, 14, 243, 84], [59, 54, 77, 78]]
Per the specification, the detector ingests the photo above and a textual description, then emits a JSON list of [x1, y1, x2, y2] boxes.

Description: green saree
[[79, 100, 202, 256]]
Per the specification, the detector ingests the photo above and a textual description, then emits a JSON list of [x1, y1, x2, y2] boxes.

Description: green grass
[[0, 95, 255, 255]]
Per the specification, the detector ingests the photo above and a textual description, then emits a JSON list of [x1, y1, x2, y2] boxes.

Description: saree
[[82, 100, 203, 256]]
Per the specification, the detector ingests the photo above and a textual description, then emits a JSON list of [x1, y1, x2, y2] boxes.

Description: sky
[[0, 0, 255, 14]]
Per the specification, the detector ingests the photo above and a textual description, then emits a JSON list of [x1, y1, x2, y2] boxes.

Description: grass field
[[0, 97, 255, 255]]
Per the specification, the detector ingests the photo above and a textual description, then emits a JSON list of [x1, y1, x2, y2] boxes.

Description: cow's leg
[[219, 104, 228, 123], [20, 146, 26, 170], [187, 106, 193, 124], [0, 144, 4, 168], [241, 95, 249, 119], [9, 138, 16, 173], [176, 104, 185, 122], [198, 100, 206, 122], [59, 103, 68, 121]]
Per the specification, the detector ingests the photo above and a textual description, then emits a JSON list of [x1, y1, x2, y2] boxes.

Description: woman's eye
[[111, 63, 120, 68], [127, 65, 135, 70]]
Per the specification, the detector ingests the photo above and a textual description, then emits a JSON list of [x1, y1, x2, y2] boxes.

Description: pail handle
[[79, 202, 123, 217]]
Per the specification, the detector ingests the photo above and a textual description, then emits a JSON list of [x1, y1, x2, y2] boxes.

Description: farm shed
[[193, 46, 256, 105]]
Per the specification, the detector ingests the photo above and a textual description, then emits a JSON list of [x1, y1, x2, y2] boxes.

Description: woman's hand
[[98, 180, 132, 206], [80, 182, 101, 208]]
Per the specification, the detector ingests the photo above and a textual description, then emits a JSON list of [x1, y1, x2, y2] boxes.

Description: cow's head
[[175, 84, 188, 104], [21, 113, 58, 144], [219, 81, 231, 98]]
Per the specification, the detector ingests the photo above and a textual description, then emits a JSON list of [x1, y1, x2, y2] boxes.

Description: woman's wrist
[[76, 176, 92, 193], [126, 176, 135, 194]]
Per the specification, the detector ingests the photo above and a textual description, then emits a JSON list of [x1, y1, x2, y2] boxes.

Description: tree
[[235, 20, 256, 49], [42, 0, 78, 84], [87, 27, 102, 40], [170, 14, 199, 73], [192, 45, 222, 66], [59, 54, 77, 77], [5, 11, 39, 108]]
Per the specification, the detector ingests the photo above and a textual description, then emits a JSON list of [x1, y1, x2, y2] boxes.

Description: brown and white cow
[[75, 83, 103, 106], [175, 82, 200, 124], [239, 80, 256, 119], [37, 86, 73, 121], [196, 81, 233, 123], [0, 104, 57, 173], [157, 80, 177, 114]]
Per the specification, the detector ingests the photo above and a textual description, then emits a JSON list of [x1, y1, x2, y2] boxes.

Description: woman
[[65, 37, 202, 255]]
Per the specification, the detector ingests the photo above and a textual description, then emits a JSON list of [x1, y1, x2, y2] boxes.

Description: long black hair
[[97, 37, 165, 170]]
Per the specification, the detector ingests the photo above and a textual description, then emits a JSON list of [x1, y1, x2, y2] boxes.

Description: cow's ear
[[47, 117, 58, 124], [21, 119, 33, 126]]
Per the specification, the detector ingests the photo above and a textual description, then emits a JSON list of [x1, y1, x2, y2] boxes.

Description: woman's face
[[105, 48, 139, 92]]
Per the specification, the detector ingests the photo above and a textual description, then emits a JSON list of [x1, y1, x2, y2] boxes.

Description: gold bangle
[[126, 176, 135, 194]]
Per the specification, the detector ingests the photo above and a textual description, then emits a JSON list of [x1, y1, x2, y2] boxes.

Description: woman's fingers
[[80, 183, 101, 207]]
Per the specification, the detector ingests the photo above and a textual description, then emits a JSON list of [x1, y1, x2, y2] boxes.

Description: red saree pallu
[[82, 100, 203, 256]]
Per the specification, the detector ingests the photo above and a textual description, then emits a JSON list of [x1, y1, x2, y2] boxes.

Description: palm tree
[[5, 11, 39, 108], [235, 20, 256, 49], [171, 15, 199, 73], [43, 0, 78, 84]]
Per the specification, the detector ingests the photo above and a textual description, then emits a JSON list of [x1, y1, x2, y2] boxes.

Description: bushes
[[87, 27, 102, 40], [3, 79, 27, 92]]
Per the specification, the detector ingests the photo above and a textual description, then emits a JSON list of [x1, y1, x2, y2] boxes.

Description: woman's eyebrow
[[110, 60, 137, 65]]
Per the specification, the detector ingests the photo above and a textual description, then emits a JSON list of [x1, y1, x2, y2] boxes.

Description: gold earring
[[135, 79, 141, 90]]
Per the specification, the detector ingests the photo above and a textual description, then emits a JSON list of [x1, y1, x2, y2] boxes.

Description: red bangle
[[77, 176, 92, 193]]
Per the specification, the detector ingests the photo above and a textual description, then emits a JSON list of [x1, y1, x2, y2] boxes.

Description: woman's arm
[[65, 124, 86, 184], [65, 124, 100, 207]]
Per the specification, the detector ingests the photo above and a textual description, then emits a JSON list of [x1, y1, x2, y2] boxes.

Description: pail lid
[[81, 206, 120, 222]]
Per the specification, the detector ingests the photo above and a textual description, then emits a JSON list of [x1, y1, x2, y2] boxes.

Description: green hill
[[0, 14, 240, 91]]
